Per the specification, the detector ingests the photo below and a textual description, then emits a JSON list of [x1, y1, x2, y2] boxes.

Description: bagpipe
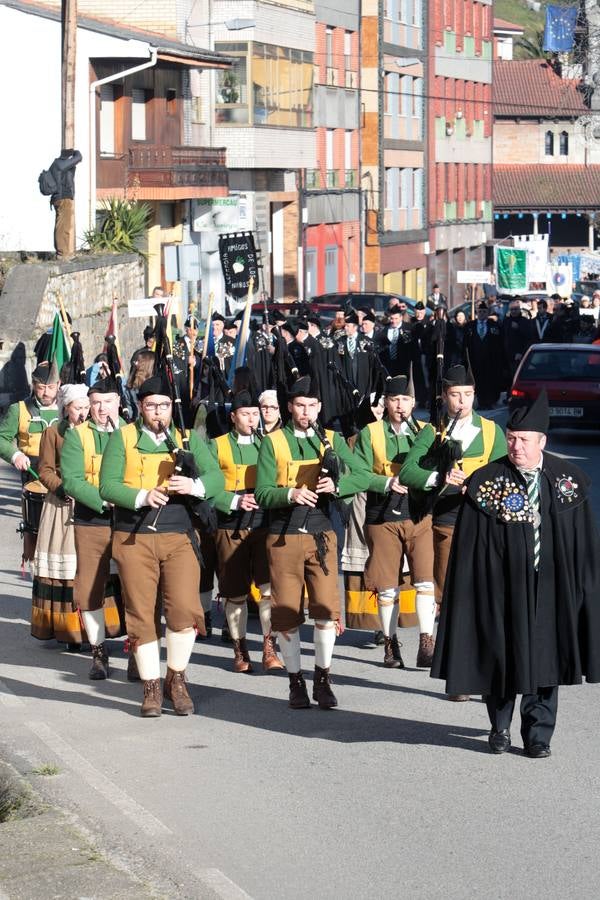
[[148, 303, 217, 536], [105, 334, 135, 423], [298, 418, 352, 536]]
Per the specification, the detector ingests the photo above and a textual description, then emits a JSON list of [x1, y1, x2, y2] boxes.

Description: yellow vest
[[268, 427, 336, 490], [215, 433, 256, 492], [443, 416, 496, 477], [120, 423, 185, 490], [77, 421, 103, 488], [367, 419, 425, 477], [17, 401, 56, 457]]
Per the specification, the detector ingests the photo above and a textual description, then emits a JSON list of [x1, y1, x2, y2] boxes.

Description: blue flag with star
[[543, 5, 577, 52]]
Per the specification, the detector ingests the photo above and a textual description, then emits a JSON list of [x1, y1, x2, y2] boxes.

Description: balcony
[[326, 169, 338, 188], [345, 169, 358, 188], [97, 145, 228, 197], [306, 169, 321, 189]]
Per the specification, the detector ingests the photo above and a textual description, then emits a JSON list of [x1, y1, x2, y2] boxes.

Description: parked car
[[510, 343, 600, 429], [310, 292, 427, 316]]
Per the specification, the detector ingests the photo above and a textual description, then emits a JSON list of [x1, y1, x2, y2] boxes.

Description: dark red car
[[511, 343, 600, 429]]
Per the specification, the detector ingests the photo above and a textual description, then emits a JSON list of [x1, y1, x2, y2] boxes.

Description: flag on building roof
[[543, 5, 577, 52]]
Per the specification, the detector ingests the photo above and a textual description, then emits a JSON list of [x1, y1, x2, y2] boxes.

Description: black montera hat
[[32, 360, 59, 384], [507, 389, 549, 434], [384, 374, 415, 398], [231, 390, 259, 411], [89, 374, 120, 395], [288, 375, 320, 400], [137, 370, 172, 400], [442, 364, 475, 388], [345, 310, 359, 325], [184, 315, 199, 328]]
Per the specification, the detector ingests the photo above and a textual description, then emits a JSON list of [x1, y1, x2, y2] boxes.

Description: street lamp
[[185, 18, 256, 39]]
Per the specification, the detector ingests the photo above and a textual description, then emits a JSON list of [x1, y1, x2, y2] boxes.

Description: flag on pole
[[496, 247, 527, 292], [202, 292, 215, 360], [45, 311, 70, 375], [543, 5, 577, 52], [228, 277, 255, 386], [546, 263, 573, 298]]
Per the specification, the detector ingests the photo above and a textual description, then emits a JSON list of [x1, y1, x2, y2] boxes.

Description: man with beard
[[432, 391, 600, 757], [0, 361, 60, 478]]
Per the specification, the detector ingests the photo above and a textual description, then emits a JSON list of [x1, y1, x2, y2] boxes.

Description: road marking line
[[0, 679, 25, 707], [25, 721, 171, 837], [197, 869, 254, 900]]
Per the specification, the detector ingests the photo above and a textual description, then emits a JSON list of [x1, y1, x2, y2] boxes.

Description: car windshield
[[520, 348, 600, 381]]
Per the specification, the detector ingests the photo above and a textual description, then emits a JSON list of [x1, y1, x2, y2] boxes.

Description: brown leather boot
[[416, 633, 435, 668], [89, 643, 109, 680], [313, 666, 338, 709], [127, 652, 141, 682], [383, 637, 401, 668], [288, 672, 311, 709], [262, 635, 284, 671], [232, 638, 253, 673], [164, 667, 194, 716], [140, 679, 162, 717]]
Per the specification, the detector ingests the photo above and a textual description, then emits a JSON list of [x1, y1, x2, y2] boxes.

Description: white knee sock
[[135, 640, 161, 680], [200, 590, 213, 614], [415, 584, 436, 636], [225, 597, 248, 640], [165, 627, 195, 672], [82, 609, 105, 646], [377, 588, 399, 638], [314, 620, 336, 669], [257, 589, 273, 637], [277, 628, 302, 674]]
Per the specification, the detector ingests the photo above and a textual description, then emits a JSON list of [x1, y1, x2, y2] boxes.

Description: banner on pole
[[218, 232, 258, 298], [496, 247, 527, 291]]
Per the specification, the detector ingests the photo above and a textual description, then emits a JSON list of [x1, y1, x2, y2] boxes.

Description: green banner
[[46, 311, 70, 373], [496, 247, 527, 291]]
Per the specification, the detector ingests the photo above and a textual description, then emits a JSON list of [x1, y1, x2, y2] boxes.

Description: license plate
[[549, 407, 584, 417]]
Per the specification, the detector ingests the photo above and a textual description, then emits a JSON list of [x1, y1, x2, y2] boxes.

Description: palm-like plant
[[84, 198, 152, 255], [516, 31, 550, 59]]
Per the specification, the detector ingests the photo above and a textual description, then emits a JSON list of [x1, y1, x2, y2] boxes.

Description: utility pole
[[61, 0, 77, 255]]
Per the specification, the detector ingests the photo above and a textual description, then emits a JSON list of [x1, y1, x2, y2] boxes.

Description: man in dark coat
[[501, 300, 533, 387], [49, 148, 82, 259], [431, 390, 600, 757], [464, 302, 503, 409], [378, 306, 413, 377]]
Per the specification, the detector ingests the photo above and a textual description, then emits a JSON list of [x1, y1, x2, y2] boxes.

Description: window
[[251, 42, 314, 127], [166, 88, 177, 116], [545, 130, 554, 156], [99, 84, 115, 155], [560, 130, 569, 155], [215, 46, 249, 124], [326, 129, 334, 170], [344, 130, 352, 171], [401, 167, 413, 211], [344, 31, 352, 69], [385, 167, 399, 209], [131, 88, 147, 141], [326, 27, 334, 68]]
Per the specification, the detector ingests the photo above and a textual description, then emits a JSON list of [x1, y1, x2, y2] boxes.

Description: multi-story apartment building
[[360, 0, 427, 301], [304, 1, 361, 297], [190, 0, 316, 301], [427, 0, 493, 303]]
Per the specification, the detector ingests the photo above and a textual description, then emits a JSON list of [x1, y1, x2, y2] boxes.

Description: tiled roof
[[494, 60, 587, 118], [494, 165, 600, 210], [493, 17, 524, 33]]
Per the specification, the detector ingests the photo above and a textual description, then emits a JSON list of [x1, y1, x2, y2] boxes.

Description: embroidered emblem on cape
[[556, 475, 578, 504], [475, 475, 533, 523]]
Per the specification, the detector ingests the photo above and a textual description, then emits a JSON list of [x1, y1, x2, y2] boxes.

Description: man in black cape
[[431, 390, 600, 757]]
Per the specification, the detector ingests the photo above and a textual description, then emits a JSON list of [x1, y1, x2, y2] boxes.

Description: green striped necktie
[[524, 471, 541, 570]]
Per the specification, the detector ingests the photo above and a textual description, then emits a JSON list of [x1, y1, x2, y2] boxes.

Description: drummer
[[0, 360, 60, 478], [0, 361, 60, 562]]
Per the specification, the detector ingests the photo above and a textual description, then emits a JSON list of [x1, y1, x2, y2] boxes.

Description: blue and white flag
[[543, 5, 577, 52], [227, 277, 255, 386]]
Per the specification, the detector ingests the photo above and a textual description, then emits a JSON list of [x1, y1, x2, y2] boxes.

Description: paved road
[[1, 422, 600, 899]]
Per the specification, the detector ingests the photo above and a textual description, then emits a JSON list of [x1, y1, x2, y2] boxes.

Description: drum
[[21, 480, 48, 536]]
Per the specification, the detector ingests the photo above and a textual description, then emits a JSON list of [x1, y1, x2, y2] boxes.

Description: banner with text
[[218, 232, 258, 298]]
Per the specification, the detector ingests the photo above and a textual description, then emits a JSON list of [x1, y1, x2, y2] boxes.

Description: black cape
[[431, 453, 600, 696]]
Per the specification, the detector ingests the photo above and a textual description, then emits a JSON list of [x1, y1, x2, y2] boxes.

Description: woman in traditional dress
[[31, 383, 90, 648]]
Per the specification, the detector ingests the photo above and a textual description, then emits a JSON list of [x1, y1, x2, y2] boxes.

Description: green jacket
[[353, 418, 424, 494], [61, 420, 118, 514], [99, 420, 224, 511], [0, 400, 59, 464], [400, 413, 507, 492], [255, 423, 367, 510]]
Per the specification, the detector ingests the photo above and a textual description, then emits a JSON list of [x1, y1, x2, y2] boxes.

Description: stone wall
[[0, 253, 147, 407]]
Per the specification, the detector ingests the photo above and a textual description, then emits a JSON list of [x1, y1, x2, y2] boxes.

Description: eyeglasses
[[143, 402, 172, 412], [260, 405, 279, 412]]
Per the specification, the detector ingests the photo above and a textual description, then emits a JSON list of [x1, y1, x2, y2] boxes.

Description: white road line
[[25, 721, 171, 837], [197, 869, 254, 900], [0, 679, 25, 707]]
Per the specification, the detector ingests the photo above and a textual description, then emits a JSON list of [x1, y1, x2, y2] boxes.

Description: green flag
[[46, 311, 70, 375], [496, 247, 527, 291]]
